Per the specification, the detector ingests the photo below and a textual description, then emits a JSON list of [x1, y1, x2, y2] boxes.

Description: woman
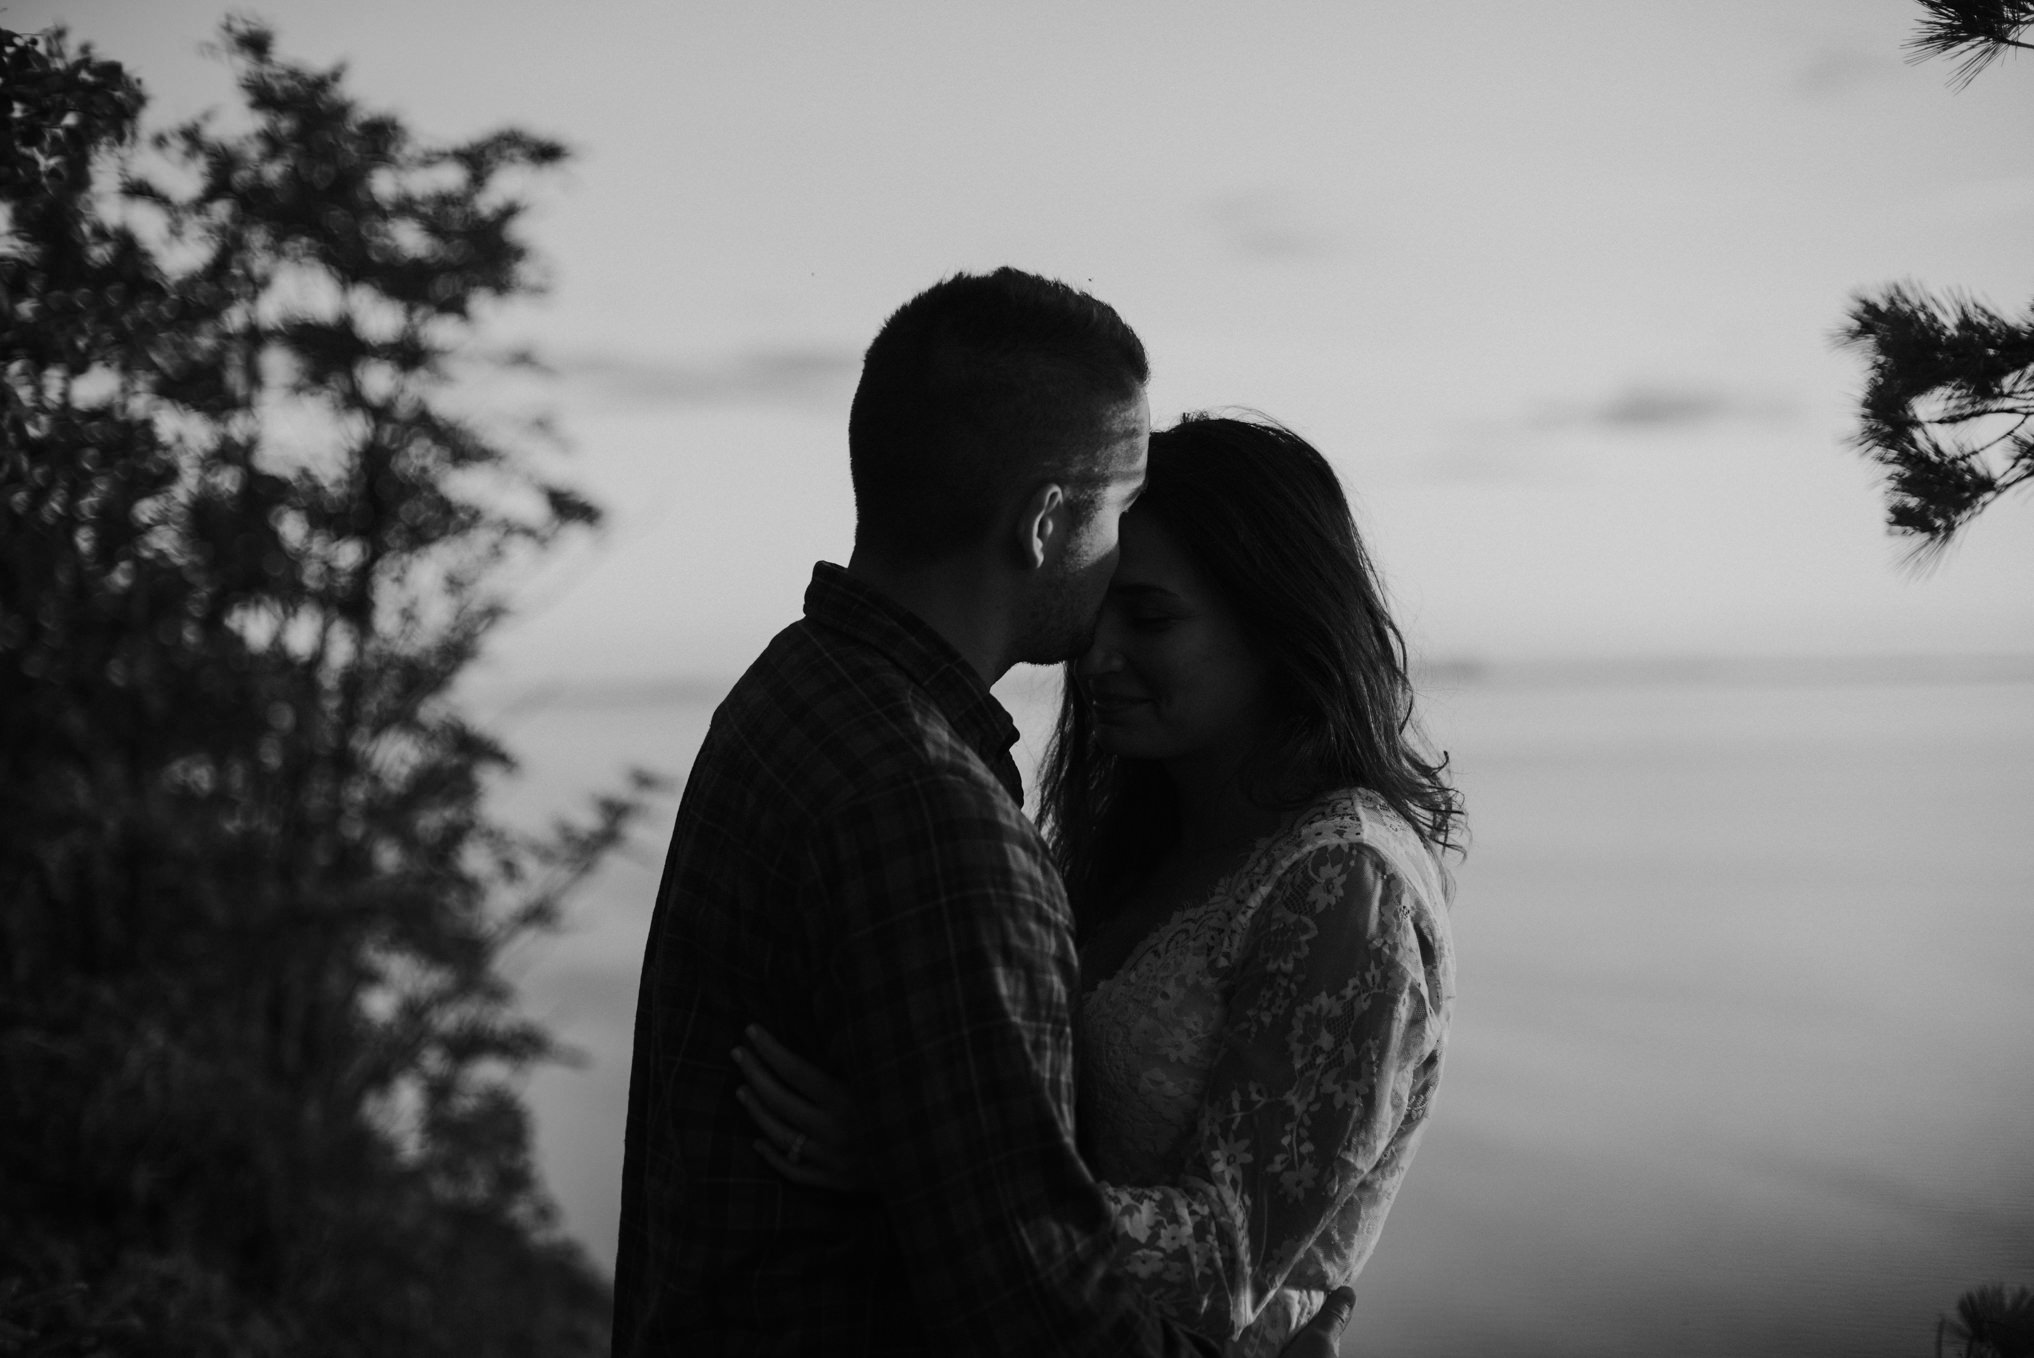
[[738, 414, 1462, 1356]]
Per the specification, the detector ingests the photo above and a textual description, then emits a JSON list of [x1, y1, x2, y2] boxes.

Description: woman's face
[[1075, 510, 1276, 768]]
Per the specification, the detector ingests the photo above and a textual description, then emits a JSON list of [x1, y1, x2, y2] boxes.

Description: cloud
[[1206, 191, 1348, 262], [1793, 44, 1905, 98], [1533, 382, 1794, 433], [555, 345, 860, 411], [1414, 380, 1796, 484], [503, 676, 732, 713]]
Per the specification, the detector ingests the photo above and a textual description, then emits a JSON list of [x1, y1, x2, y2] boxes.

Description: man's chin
[[1012, 571, 1106, 667], [1011, 608, 1098, 668], [1014, 631, 1094, 668]]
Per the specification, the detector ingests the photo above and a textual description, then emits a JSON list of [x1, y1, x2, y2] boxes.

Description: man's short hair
[[848, 268, 1149, 565]]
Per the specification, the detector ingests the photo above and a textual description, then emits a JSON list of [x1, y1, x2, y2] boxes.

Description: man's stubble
[[1012, 540, 1114, 667]]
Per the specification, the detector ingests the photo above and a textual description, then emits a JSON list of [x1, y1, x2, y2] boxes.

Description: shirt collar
[[803, 562, 1025, 803]]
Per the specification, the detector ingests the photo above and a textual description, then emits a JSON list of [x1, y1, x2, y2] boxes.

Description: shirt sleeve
[[1098, 838, 1441, 1341], [811, 770, 1220, 1358]]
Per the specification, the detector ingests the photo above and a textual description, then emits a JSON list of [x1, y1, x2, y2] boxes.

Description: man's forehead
[[1097, 435, 1147, 483], [1097, 391, 1149, 471], [1117, 388, 1152, 432]]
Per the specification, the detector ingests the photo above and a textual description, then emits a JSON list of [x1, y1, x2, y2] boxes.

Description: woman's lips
[[1086, 691, 1150, 720]]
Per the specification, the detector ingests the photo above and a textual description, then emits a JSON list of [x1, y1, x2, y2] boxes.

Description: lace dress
[[1078, 787, 1456, 1357]]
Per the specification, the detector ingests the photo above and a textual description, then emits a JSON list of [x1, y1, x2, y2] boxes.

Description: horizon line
[[470, 651, 2034, 715]]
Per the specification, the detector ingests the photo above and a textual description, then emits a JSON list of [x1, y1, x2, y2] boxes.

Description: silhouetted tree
[[1842, 287, 2034, 554], [1840, 1, 2034, 557], [1938, 1284, 2034, 1358], [0, 22, 648, 1355], [1862, 34, 2034, 1356], [1909, 0, 2034, 88]]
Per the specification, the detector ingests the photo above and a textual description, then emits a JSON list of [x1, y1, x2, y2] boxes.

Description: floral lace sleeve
[[1098, 838, 1444, 1342]]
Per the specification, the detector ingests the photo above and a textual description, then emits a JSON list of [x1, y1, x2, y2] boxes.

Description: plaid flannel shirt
[[612, 563, 1217, 1357]]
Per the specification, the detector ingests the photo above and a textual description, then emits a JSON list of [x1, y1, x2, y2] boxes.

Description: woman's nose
[[1076, 627, 1123, 677]]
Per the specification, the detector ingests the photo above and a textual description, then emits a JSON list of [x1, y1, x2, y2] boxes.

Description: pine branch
[[1897, 401, 2034, 428], [1939, 1282, 2034, 1357], [1962, 411, 2033, 458], [1907, 0, 2034, 88], [1840, 283, 2034, 560]]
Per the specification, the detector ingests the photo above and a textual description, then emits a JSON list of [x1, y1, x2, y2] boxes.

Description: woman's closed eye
[[1104, 595, 1190, 631]]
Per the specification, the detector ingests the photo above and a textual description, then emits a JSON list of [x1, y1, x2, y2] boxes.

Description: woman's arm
[[735, 836, 1448, 1340], [1100, 838, 1446, 1341]]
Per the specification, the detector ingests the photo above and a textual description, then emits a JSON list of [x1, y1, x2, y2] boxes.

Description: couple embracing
[[612, 268, 1463, 1357]]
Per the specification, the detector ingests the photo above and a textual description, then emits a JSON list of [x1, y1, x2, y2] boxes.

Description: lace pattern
[[1078, 788, 1455, 1356]]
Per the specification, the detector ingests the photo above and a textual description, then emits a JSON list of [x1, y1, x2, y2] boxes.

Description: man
[[612, 269, 1351, 1356]]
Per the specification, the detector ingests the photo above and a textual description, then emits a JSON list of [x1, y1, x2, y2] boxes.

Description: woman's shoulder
[[1213, 788, 1454, 1012], [1278, 786, 1412, 862], [1275, 786, 1452, 912], [1261, 788, 1456, 995]]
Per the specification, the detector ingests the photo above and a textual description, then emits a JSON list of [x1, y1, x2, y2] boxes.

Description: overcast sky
[[21, 0, 2034, 676]]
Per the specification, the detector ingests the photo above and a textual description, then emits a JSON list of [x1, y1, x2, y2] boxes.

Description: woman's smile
[[1083, 682, 1152, 721], [1076, 512, 1273, 767]]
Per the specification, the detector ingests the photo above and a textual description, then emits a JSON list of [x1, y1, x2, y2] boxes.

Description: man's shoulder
[[702, 616, 1016, 821]]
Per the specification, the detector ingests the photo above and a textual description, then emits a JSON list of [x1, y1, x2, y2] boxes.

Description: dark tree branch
[[1, 22, 649, 1353], [1882, 402, 2034, 429], [1839, 283, 2034, 561], [1906, 0, 2034, 88]]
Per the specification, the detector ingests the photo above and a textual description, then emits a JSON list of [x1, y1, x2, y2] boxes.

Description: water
[[489, 664, 2034, 1356]]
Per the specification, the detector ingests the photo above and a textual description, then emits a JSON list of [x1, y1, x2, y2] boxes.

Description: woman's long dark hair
[[1038, 413, 1465, 938]]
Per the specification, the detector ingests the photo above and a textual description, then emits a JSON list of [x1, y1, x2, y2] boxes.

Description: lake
[[485, 658, 2034, 1356]]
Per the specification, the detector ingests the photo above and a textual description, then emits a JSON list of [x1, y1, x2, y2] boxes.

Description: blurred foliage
[[1841, 1, 2033, 558], [1, 21, 656, 1355], [1938, 1284, 2034, 1358], [1842, 287, 2034, 555], [1858, 30, 2032, 1358], [1906, 0, 2034, 89]]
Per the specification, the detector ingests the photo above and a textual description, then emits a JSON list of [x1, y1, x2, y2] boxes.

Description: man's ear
[[1013, 482, 1066, 571]]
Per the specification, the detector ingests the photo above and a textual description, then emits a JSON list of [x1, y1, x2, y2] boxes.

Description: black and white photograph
[[4, 3, 2031, 1354]]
